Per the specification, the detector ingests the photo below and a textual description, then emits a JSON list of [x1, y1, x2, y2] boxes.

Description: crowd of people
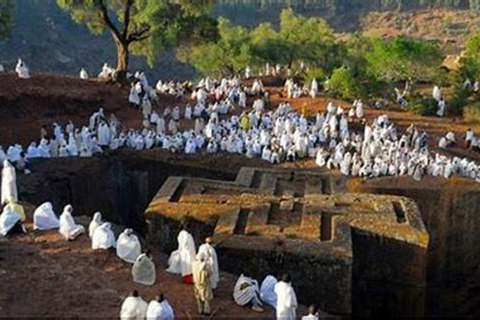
[[0, 164, 314, 319], [1, 60, 480, 183], [2, 59, 480, 319]]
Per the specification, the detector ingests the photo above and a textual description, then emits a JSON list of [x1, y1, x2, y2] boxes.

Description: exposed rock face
[[15, 150, 265, 236], [350, 176, 480, 317], [146, 167, 428, 317]]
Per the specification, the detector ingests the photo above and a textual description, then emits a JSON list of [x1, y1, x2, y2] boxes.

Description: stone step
[[233, 208, 251, 235], [234, 167, 256, 187], [214, 207, 241, 236], [258, 173, 278, 195], [245, 204, 270, 234], [153, 177, 184, 203]]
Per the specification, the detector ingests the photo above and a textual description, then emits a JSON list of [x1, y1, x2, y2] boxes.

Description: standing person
[[198, 237, 219, 290], [1, 160, 17, 205], [167, 227, 196, 284], [192, 252, 213, 316], [437, 97, 446, 117], [274, 274, 298, 320]]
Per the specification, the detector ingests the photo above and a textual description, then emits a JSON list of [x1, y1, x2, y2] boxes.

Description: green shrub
[[409, 97, 438, 116], [450, 87, 469, 116], [303, 67, 325, 88], [327, 66, 361, 101], [464, 103, 480, 123]]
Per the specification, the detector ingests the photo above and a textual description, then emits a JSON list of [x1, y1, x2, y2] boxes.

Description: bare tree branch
[[98, 0, 123, 42], [127, 26, 151, 43], [122, 0, 134, 39]]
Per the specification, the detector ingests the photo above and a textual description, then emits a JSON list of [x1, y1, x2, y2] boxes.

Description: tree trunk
[[115, 38, 129, 81]]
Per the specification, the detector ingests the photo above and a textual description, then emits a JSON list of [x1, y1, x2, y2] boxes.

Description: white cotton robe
[[167, 230, 196, 276], [92, 222, 116, 250], [260, 275, 278, 309], [59, 205, 85, 240], [198, 243, 220, 289], [274, 281, 298, 320], [132, 253, 156, 286], [146, 300, 175, 320], [1, 160, 17, 205], [117, 228, 142, 263], [33, 202, 60, 230], [120, 296, 148, 320], [0, 205, 21, 236], [89, 212, 103, 238], [233, 274, 261, 306]]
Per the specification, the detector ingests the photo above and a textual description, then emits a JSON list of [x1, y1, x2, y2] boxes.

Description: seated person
[[302, 304, 320, 320], [233, 273, 264, 312]]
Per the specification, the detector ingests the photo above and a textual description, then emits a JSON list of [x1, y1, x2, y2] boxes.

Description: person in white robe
[[33, 202, 60, 230], [355, 99, 364, 119], [301, 305, 320, 320], [260, 275, 278, 309], [120, 290, 148, 320], [80, 68, 89, 80], [432, 85, 441, 101], [129, 86, 141, 108], [89, 212, 103, 238], [92, 222, 116, 250], [438, 137, 447, 149], [185, 105, 192, 120], [0, 204, 22, 236], [465, 128, 474, 148], [168, 119, 178, 135], [15, 59, 30, 78], [185, 138, 197, 155], [274, 274, 297, 320], [233, 273, 264, 312], [437, 97, 446, 117], [192, 252, 213, 316], [310, 78, 318, 99], [59, 204, 85, 240], [245, 66, 252, 79], [132, 250, 156, 286], [2, 160, 17, 205], [198, 237, 219, 290], [146, 293, 175, 320], [117, 228, 142, 264], [167, 229, 196, 280]]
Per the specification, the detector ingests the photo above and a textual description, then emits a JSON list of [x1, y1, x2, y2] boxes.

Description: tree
[[460, 32, 480, 79], [177, 17, 253, 76], [278, 8, 336, 69], [365, 37, 442, 84], [56, 0, 218, 79], [327, 66, 361, 101], [181, 8, 339, 77], [0, 0, 14, 42]]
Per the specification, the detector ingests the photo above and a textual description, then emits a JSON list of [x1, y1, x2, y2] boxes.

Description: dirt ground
[[359, 9, 480, 53], [1, 72, 480, 318], [1, 72, 479, 165], [0, 222, 280, 319]]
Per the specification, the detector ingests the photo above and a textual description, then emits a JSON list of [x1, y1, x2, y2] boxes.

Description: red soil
[[0, 223, 278, 319]]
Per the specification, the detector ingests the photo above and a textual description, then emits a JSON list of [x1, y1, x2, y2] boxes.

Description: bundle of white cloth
[[0, 205, 21, 236], [166, 230, 196, 276], [91, 222, 116, 250], [132, 253, 156, 286], [116, 228, 141, 263], [59, 204, 85, 240], [33, 202, 60, 230]]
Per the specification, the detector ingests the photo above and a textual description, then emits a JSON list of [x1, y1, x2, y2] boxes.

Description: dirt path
[[0, 223, 278, 319]]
